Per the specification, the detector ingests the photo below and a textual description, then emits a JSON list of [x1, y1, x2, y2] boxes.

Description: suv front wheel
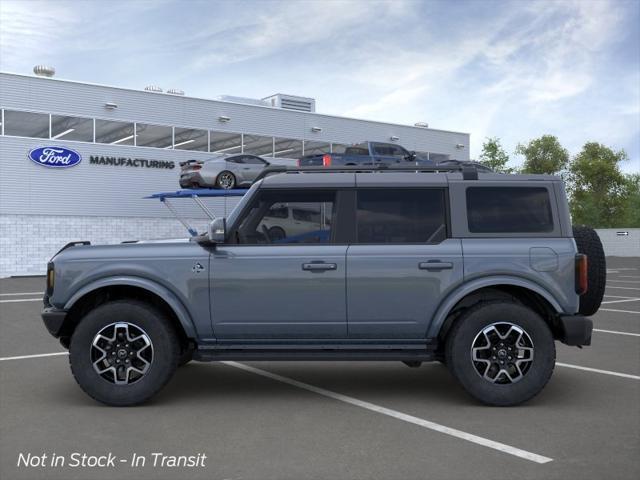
[[69, 300, 180, 406], [445, 301, 555, 406]]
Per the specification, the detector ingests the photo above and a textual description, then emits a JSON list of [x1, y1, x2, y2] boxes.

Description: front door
[[211, 188, 348, 339], [346, 187, 463, 338]]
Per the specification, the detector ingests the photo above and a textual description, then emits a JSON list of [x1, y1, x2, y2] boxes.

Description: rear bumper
[[558, 314, 593, 346], [42, 307, 68, 338]]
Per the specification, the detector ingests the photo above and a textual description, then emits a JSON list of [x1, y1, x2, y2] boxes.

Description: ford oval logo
[[28, 146, 82, 168]]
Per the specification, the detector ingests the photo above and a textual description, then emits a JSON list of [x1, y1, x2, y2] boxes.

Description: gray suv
[[42, 165, 605, 407]]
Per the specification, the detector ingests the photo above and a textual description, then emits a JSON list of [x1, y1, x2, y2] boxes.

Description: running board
[[194, 343, 438, 362]]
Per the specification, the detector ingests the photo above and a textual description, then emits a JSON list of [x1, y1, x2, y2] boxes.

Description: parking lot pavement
[[1, 258, 639, 480]]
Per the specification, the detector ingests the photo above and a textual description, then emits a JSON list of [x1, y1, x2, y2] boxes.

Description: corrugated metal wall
[[595, 229, 640, 257]]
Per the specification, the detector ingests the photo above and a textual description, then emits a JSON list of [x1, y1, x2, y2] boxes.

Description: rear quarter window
[[466, 187, 554, 233]]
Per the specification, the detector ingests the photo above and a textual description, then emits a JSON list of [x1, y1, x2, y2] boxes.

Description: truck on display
[[41, 165, 605, 407], [298, 141, 431, 167]]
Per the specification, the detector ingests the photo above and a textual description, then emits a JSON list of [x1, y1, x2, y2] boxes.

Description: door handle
[[419, 261, 453, 271], [302, 262, 337, 272]]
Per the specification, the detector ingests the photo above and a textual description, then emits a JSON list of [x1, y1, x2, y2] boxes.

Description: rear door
[[347, 176, 463, 339]]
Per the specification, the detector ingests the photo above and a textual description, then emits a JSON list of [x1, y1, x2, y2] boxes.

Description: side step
[[194, 342, 438, 362]]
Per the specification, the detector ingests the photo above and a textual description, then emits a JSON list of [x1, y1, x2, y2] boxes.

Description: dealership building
[[0, 69, 470, 277]]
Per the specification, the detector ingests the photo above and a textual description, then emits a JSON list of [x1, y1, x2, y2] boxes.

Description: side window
[[236, 190, 335, 244], [466, 187, 554, 233], [227, 156, 243, 164], [356, 189, 447, 244], [243, 155, 266, 165], [373, 144, 407, 159]]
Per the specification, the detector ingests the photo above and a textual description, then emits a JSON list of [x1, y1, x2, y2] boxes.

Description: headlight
[[46, 262, 55, 295]]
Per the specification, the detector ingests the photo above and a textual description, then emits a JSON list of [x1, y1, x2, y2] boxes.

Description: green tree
[[515, 135, 569, 175], [479, 137, 513, 173], [620, 173, 640, 227], [568, 142, 628, 227]]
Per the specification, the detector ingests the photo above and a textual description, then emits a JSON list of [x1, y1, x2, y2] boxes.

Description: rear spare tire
[[573, 225, 606, 316]]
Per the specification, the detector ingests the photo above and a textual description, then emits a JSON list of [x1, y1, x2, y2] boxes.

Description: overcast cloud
[[0, 0, 638, 171]]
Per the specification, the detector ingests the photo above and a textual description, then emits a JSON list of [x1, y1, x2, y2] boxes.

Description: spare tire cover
[[572, 225, 606, 316]]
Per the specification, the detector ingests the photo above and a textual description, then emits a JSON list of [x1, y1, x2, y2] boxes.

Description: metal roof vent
[[414, 122, 429, 128], [33, 65, 55, 77], [262, 94, 316, 113], [144, 85, 163, 93], [167, 88, 185, 96]]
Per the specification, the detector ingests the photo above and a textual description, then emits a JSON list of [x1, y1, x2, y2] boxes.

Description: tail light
[[322, 154, 332, 167], [575, 254, 588, 295], [46, 262, 55, 296]]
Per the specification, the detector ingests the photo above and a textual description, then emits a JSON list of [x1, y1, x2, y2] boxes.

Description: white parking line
[[0, 292, 43, 296], [603, 295, 636, 299], [601, 297, 640, 304], [593, 328, 640, 337], [0, 298, 42, 304], [605, 286, 640, 291], [616, 275, 640, 279], [223, 361, 553, 464], [557, 363, 640, 380], [608, 280, 640, 284], [599, 308, 640, 315], [0, 352, 68, 361]]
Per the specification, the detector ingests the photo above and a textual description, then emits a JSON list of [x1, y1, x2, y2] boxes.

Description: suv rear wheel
[[69, 300, 180, 406], [445, 301, 555, 406]]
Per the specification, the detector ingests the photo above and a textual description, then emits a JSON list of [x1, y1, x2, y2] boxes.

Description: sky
[[1, 0, 638, 172]]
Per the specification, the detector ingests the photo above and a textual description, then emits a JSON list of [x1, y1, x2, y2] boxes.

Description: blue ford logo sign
[[28, 146, 82, 168]]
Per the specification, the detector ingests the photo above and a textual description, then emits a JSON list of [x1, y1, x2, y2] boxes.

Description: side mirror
[[208, 218, 226, 244]]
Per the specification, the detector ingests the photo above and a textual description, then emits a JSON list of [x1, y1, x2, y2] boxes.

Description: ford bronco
[[41, 165, 605, 406]]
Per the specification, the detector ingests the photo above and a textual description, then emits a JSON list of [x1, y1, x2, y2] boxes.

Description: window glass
[[243, 134, 273, 156], [344, 146, 370, 156], [51, 115, 93, 142], [243, 155, 267, 165], [331, 143, 349, 154], [236, 190, 335, 244], [210, 131, 242, 154], [136, 123, 173, 148], [372, 143, 408, 158], [95, 119, 135, 145], [273, 137, 303, 159], [226, 156, 244, 164], [174, 127, 208, 151], [466, 187, 554, 233], [304, 141, 331, 156], [3, 110, 49, 138], [356, 189, 447, 244]]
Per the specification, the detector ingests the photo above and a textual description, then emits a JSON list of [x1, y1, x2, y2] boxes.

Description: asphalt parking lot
[[1, 257, 639, 480]]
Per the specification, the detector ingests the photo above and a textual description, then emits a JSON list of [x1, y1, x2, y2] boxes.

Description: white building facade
[[0, 72, 470, 277]]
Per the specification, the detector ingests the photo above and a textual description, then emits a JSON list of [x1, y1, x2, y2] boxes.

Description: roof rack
[[254, 163, 480, 183]]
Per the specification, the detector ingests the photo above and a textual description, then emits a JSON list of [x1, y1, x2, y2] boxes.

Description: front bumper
[[42, 307, 68, 338], [558, 314, 593, 346]]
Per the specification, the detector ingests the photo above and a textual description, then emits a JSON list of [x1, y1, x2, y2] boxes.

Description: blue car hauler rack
[[145, 188, 247, 236]]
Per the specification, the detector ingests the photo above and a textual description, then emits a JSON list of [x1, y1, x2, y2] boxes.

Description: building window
[[466, 187, 553, 233], [303, 141, 331, 156], [173, 127, 208, 151], [51, 115, 93, 142], [356, 189, 447, 244], [274, 137, 303, 159], [135, 123, 173, 148], [95, 119, 135, 145], [210, 131, 242, 154], [3, 110, 49, 138], [243, 134, 274, 157]]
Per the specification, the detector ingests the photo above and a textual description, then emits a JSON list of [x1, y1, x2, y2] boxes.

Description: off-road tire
[[445, 301, 555, 406], [572, 225, 606, 316], [69, 300, 180, 406]]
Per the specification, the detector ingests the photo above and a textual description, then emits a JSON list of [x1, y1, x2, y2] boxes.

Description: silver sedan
[[179, 154, 270, 189]]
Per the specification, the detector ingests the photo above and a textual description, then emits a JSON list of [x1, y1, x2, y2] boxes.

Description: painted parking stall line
[[599, 308, 640, 315], [593, 328, 640, 337], [0, 298, 42, 303], [222, 361, 554, 464], [557, 363, 640, 380], [601, 297, 640, 304], [0, 352, 68, 362], [0, 292, 43, 296], [605, 286, 640, 291]]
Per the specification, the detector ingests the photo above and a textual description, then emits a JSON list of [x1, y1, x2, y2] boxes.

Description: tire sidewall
[[216, 171, 235, 189], [446, 302, 555, 406], [69, 301, 179, 406]]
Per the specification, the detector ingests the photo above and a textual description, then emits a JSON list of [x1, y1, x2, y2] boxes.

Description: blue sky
[[1, 0, 638, 172]]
